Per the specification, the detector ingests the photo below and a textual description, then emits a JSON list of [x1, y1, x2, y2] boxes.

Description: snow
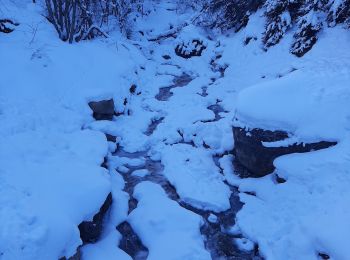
[[0, 1, 140, 259], [2, 0, 350, 259], [262, 136, 300, 147], [160, 144, 231, 212], [128, 181, 211, 260], [81, 171, 131, 260], [82, 232, 131, 260], [207, 213, 218, 223], [131, 169, 150, 177], [234, 238, 255, 252], [232, 22, 350, 260], [235, 64, 350, 140]]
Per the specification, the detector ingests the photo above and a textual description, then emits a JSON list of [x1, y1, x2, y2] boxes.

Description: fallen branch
[[82, 24, 109, 40], [146, 6, 210, 42], [147, 22, 188, 42]]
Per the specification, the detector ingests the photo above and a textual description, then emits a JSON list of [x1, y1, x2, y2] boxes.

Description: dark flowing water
[[114, 147, 262, 259]]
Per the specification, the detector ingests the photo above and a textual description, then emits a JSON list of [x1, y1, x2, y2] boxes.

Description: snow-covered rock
[[233, 126, 337, 177], [128, 182, 211, 260]]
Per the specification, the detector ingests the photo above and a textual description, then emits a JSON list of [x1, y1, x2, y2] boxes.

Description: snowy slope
[[0, 1, 142, 259], [233, 26, 350, 260]]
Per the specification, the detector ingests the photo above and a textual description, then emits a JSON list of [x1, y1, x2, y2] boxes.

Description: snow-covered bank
[[230, 19, 350, 260], [0, 1, 142, 259]]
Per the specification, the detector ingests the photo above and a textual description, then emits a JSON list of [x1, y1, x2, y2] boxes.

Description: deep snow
[[1, 0, 350, 259]]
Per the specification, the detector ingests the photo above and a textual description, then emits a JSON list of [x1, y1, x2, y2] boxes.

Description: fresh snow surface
[[234, 238, 255, 252], [131, 169, 150, 177], [1, 0, 350, 259], [232, 23, 350, 260], [159, 143, 231, 212], [0, 1, 140, 259], [128, 181, 211, 260]]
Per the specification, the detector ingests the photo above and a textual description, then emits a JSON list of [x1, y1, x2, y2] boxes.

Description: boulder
[[175, 39, 206, 59], [78, 192, 112, 243], [233, 127, 337, 178], [88, 99, 114, 120]]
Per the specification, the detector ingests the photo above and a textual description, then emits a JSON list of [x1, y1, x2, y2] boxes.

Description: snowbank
[[0, 1, 142, 258], [233, 23, 350, 259], [128, 182, 211, 260]]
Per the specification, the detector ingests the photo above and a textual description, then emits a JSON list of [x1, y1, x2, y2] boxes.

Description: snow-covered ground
[[1, 0, 350, 259]]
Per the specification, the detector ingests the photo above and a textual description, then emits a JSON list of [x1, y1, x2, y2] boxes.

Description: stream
[[110, 71, 263, 259]]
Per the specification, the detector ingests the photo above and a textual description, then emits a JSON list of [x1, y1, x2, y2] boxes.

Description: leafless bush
[[45, 0, 143, 43]]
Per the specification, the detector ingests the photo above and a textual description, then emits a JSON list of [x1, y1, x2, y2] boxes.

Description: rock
[[162, 54, 171, 60], [233, 127, 337, 178], [275, 174, 286, 184], [105, 134, 116, 143], [100, 157, 108, 169], [175, 39, 206, 59], [318, 252, 330, 259], [129, 84, 137, 94], [78, 193, 112, 243], [88, 99, 114, 120]]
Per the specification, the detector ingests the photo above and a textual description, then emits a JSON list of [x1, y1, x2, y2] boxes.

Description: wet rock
[[78, 193, 112, 243], [129, 84, 137, 94], [105, 134, 116, 143], [100, 157, 108, 169], [175, 39, 206, 59], [128, 197, 138, 214], [116, 222, 149, 259], [233, 127, 337, 178], [275, 174, 286, 184], [88, 99, 114, 120], [318, 252, 330, 259]]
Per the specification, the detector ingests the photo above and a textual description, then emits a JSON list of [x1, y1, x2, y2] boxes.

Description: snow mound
[[160, 144, 231, 212], [128, 181, 211, 260]]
